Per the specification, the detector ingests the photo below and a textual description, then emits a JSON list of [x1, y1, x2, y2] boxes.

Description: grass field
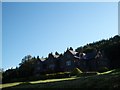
[[1, 68, 120, 89], [0, 77, 77, 89]]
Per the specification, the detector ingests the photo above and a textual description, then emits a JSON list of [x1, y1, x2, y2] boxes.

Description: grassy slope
[[1, 68, 120, 89]]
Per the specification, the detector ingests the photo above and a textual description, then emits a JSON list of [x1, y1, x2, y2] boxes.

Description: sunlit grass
[[0, 77, 77, 89], [0, 82, 20, 88], [99, 69, 115, 75], [30, 77, 76, 84]]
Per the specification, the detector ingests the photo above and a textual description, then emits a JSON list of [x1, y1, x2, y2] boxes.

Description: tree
[[55, 51, 59, 55], [69, 47, 73, 50], [2, 68, 19, 83], [37, 56, 40, 60], [18, 55, 34, 78], [0, 68, 3, 83], [83, 47, 95, 53], [75, 46, 83, 52], [20, 55, 32, 65]]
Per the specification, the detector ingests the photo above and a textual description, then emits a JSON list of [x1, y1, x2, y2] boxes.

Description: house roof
[[74, 56, 80, 59], [69, 50, 78, 55], [53, 55, 59, 58], [40, 58, 46, 61]]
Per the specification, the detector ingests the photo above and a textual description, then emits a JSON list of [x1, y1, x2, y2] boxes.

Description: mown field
[[1, 68, 120, 90]]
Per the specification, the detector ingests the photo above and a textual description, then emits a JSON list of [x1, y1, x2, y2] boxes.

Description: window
[[66, 61, 71, 66]]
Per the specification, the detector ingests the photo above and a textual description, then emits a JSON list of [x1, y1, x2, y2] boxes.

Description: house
[[33, 59, 43, 76], [78, 50, 109, 71], [44, 53, 60, 73], [59, 49, 79, 72], [58, 49, 98, 72], [34, 49, 110, 75]]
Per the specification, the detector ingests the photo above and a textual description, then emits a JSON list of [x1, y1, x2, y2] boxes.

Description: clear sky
[[2, 2, 118, 70]]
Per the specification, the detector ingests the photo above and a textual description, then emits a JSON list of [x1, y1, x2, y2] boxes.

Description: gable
[[64, 50, 75, 59]]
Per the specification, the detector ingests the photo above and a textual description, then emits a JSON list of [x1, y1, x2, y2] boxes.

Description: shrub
[[45, 72, 71, 79], [82, 72, 99, 76], [98, 67, 109, 73]]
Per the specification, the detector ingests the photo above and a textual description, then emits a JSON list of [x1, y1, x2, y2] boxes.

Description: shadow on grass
[[2, 68, 120, 90], [2, 78, 79, 90], [2, 82, 33, 90]]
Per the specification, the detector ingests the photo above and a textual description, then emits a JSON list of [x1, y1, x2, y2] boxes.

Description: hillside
[[1, 68, 120, 89], [75, 35, 120, 69]]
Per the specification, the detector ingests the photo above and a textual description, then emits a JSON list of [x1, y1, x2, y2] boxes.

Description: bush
[[98, 67, 109, 73], [81, 72, 99, 76], [45, 72, 71, 79], [2, 72, 72, 84]]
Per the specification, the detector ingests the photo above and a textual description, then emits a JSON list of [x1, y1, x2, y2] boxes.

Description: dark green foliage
[[98, 67, 109, 73], [104, 42, 120, 69], [81, 72, 99, 76], [75, 35, 120, 52], [18, 56, 35, 78], [3, 55, 45, 83], [55, 51, 59, 55], [2, 68, 19, 83], [75, 35, 120, 69], [69, 47, 73, 50], [3, 72, 71, 83], [45, 72, 71, 79], [37, 56, 40, 60], [75, 46, 83, 53], [0, 68, 3, 83], [82, 47, 95, 53]]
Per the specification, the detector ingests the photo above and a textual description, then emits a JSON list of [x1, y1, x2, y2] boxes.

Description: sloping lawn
[[0, 77, 77, 89], [1, 69, 120, 89]]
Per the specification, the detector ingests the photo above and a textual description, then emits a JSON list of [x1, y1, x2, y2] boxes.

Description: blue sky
[[2, 2, 118, 70]]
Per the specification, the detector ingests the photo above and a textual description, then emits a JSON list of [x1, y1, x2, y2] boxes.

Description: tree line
[[75, 35, 120, 69]]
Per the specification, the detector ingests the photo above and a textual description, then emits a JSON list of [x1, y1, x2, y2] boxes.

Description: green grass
[[1, 68, 120, 89], [0, 77, 77, 89]]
